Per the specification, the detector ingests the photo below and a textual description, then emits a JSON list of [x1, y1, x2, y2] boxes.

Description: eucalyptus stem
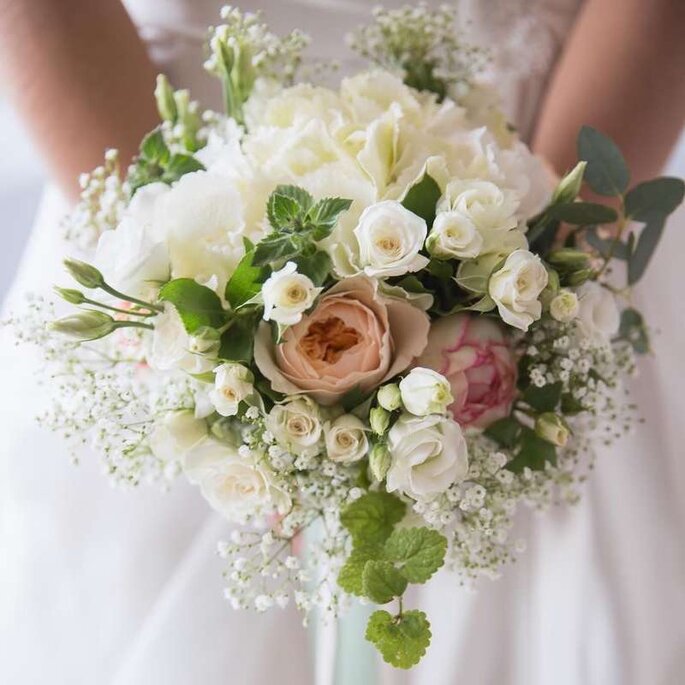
[[596, 196, 627, 278]]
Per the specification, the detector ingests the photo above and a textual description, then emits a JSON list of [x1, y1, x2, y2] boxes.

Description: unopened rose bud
[[377, 383, 401, 412], [549, 289, 579, 323], [54, 286, 86, 305], [369, 407, 390, 436], [547, 249, 589, 269], [64, 258, 105, 289], [155, 74, 177, 122], [49, 310, 115, 341], [551, 161, 586, 204], [535, 413, 570, 447], [565, 268, 594, 287], [369, 443, 391, 482]]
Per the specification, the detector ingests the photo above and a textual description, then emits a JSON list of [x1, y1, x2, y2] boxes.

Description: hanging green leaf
[[628, 216, 666, 285], [383, 527, 447, 584], [340, 491, 406, 546], [362, 560, 408, 604], [366, 609, 431, 669], [624, 177, 685, 221]]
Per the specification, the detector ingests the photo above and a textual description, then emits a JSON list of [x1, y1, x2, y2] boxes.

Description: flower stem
[[100, 283, 163, 312]]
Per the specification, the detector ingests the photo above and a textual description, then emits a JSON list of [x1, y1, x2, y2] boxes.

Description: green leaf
[[628, 215, 665, 285], [484, 416, 522, 448], [218, 316, 257, 363], [140, 128, 169, 164], [272, 184, 314, 213], [362, 560, 408, 604], [267, 192, 302, 229], [401, 173, 441, 227], [338, 543, 381, 596], [252, 236, 298, 267], [549, 202, 618, 225], [340, 492, 406, 546], [158, 279, 225, 332], [585, 227, 631, 261], [384, 527, 447, 584], [522, 381, 563, 413], [295, 250, 331, 286], [163, 153, 204, 181], [225, 248, 270, 309], [425, 259, 454, 280], [577, 126, 629, 196], [506, 427, 557, 473], [366, 609, 431, 669], [624, 177, 685, 221], [307, 197, 353, 237], [560, 393, 585, 415], [618, 307, 650, 354]]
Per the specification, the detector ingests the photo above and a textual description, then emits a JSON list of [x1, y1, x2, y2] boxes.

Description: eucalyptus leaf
[[628, 216, 666, 285], [625, 177, 685, 221], [549, 202, 618, 225], [577, 126, 629, 196], [618, 307, 650, 354]]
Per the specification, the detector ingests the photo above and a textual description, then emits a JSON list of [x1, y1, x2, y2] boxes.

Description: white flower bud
[[551, 161, 586, 204], [63, 258, 105, 289], [369, 407, 390, 435], [549, 289, 579, 323], [369, 443, 391, 482], [535, 413, 570, 447], [49, 310, 115, 341], [377, 383, 401, 412], [399, 367, 453, 416]]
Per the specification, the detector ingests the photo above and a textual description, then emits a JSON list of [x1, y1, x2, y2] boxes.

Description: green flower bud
[[54, 286, 86, 305], [63, 258, 105, 289], [369, 407, 390, 436], [565, 268, 594, 287], [535, 412, 570, 447], [154, 74, 177, 122], [551, 161, 586, 204], [377, 383, 401, 412], [369, 443, 391, 482], [49, 310, 115, 341], [547, 248, 589, 269]]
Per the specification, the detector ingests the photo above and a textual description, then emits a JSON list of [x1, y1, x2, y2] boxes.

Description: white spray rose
[[399, 367, 453, 416], [354, 201, 429, 278], [262, 262, 321, 325], [386, 413, 468, 500], [149, 410, 207, 462], [489, 250, 549, 331], [324, 414, 369, 464], [209, 363, 254, 417], [426, 210, 483, 259], [550, 289, 580, 323], [266, 398, 323, 457], [575, 281, 620, 345], [440, 179, 519, 234]]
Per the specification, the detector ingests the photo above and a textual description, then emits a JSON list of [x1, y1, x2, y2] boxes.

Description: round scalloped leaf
[[365, 609, 431, 669], [362, 560, 408, 604], [384, 527, 447, 583]]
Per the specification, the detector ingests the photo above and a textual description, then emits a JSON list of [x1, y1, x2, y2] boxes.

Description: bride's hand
[[0, 0, 159, 200]]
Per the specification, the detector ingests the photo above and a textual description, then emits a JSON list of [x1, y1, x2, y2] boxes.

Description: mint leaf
[[252, 236, 298, 267], [338, 542, 380, 596], [362, 560, 408, 604], [384, 528, 447, 584], [340, 492, 406, 546], [366, 609, 431, 669], [577, 126, 629, 196], [401, 173, 441, 227], [140, 128, 169, 164], [225, 247, 270, 309], [267, 192, 302, 229], [308, 197, 353, 238], [273, 185, 314, 213], [159, 279, 225, 332]]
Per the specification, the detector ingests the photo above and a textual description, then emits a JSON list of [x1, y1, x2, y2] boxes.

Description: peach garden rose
[[254, 276, 430, 405], [416, 313, 517, 429]]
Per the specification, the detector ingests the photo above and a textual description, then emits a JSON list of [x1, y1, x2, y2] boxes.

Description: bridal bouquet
[[17, 4, 683, 669]]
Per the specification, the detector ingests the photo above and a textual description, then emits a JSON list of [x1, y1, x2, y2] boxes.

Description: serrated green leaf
[[506, 427, 557, 473], [272, 185, 314, 213], [218, 315, 257, 363], [307, 197, 353, 236], [484, 416, 522, 448], [295, 250, 331, 286], [522, 381, 563, 412], [628, 216, 665, 285], [267, 192, 302, 229], [384, 527, 447, 583], [625, 177, 685, 221], [140, 128, 169, 164], [158, 279, 225, 332], [366, 609, 431, 669], [401, 173, 441, 227], [362, 560, 408, 604], [225, 248, 270, 309], [577, 126, 629, 196], [340, 492, 406, 546], [252, 236, 298, 267], [337, 542, 381, 596], [549, 202, 618, 225]]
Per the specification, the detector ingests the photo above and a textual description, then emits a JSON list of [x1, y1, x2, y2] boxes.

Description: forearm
[[0, 0, 159, 199], [532, 0, 685, 181]]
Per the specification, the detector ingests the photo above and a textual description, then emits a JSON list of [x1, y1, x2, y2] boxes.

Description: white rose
[[149, 410, 207, 462], [489, 250, 549, 331], [440, 179, 519, 234], [399, 368, 453, 416], [262, 262, 321, 326], [575, 281, 620, 345], [386, 413, 468, 500], [324, 414, 369, 464], [354, 201, 429, 278], [183, 438, 289, 522], [266, 398, 323, 457], [209, 363, 254, 417], [550, 289, 580, 323], [426, 210, 483, 259]]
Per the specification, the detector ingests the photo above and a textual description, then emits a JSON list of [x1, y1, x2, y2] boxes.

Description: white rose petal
[[575, 281, 620, 345], [149, 410, 207, 462], [324, 414, 369, 464], [209, 363, 254, 417], [399, 368, 453, 416], [354, 201, 429, 278], [426, 210, 483, 259], [262, 262, 321, 326], [550, 289, 580, 323], [386, 413, 468, 500], [489, 249, 549, 331]]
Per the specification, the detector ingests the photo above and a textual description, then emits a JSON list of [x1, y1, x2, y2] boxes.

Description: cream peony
[[386, 413, 468, 500], [209, 363, 254, 417], [399, 367, 453, 416], [575, 281, 620, 345], [354, 201, 429, 278], [324, 414, 369, 464], [266, 398, 323, 457], [488, 250, 549, 331], [262, 262, 321, 326]]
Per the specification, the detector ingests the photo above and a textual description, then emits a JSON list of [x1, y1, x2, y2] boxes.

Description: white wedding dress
[[2, 1, 684, 684]]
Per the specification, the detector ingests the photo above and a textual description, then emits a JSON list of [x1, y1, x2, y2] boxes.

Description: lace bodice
[[123, 0, 582, 140]]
